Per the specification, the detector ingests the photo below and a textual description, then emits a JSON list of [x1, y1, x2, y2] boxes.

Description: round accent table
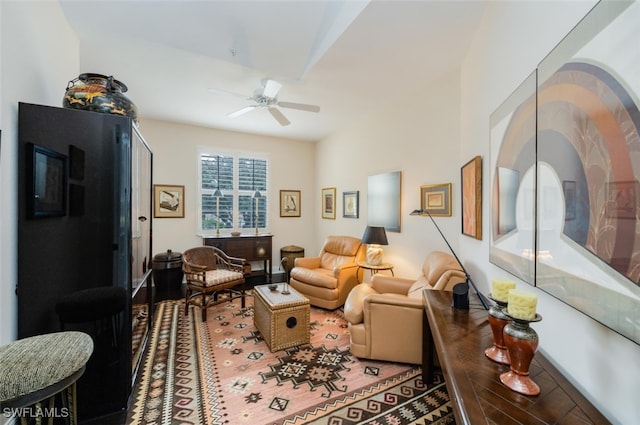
[[0, 331, 93, 425], [356, 261, 394, 283]]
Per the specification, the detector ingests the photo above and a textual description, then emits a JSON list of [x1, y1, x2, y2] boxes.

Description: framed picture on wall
[[322, 187, 336, 219], [420, 183, 452, 217], [26, 143, 67, 218], [154, 184, 184, 218], [343, 190, 359, 218], [280, 190, 301, 217], [489, 70, 536, 286], [461, 156, 482, 239], [530, 0, 640, 347], [69, 144, 85, 180], [368, 171, 401, 232]]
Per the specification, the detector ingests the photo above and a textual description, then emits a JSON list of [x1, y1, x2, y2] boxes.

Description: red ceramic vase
[[500, 317, 541, 396], [485, 301, 511, 365]]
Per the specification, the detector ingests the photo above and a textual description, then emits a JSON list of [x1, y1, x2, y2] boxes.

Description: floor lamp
[[410, 208, 489, 310]]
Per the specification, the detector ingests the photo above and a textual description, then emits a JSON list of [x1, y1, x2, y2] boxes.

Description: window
[[198, 149, 268, 233]]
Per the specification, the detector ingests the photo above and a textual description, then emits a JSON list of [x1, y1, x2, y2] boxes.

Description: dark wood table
[[422, 289, 610, 425], [203, 234, 273, 282]]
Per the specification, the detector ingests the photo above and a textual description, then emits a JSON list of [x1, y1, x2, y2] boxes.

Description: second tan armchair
[[343, 251, 465, 364], [289, 235, 366, 309]]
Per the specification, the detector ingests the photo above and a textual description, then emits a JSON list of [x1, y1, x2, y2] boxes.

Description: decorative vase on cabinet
[[63, 72, 138, 123]]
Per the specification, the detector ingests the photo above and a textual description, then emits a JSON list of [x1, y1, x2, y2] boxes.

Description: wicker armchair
[[182, 246, 247, 321]]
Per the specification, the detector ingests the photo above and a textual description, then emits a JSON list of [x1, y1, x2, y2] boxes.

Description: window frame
[[197, 146, 270, 235]]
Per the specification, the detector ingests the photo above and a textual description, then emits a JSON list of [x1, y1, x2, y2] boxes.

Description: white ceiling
[[60, 0, 486, 142]]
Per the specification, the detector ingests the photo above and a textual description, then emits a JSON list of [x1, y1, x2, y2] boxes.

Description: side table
[[356, 261, 394, 283], [0, 331, 94, 425]]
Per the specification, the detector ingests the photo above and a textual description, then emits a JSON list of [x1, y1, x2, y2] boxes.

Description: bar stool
[[0, 331, 93, 425], [55, 286, 127, 347]]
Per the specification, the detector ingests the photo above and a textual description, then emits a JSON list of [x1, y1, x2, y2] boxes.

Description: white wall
[[0, 1, 79, 345], [460, 2, 639, 424], [138, 118, 317, 265], [316, 72, 464, 277]]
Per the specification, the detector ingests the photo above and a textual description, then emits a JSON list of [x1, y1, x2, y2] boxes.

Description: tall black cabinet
[[17, 102, 153, 421]]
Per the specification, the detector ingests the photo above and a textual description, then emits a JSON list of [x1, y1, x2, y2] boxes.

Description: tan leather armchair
[[343, 251, 465, 364], [289, 235, 366, 309]]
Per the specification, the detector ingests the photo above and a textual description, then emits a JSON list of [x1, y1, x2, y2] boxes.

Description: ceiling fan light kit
[[216, 79, 320, 126], [261, 79, 282, 98]]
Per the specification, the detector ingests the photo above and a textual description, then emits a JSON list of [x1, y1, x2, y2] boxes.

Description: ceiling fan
[[209, 79, 320, 126]]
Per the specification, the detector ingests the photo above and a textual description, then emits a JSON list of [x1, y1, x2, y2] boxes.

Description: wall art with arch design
[[490, 0, 640, 345]]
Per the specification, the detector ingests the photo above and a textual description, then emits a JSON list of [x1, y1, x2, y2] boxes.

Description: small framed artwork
[[154, 184, 185, 218], [322, 187, 336, 219], [69, 145, 85, 180], [26, 143, 67, 218], [343, 190, 359, 218], [69, 184, 85, 216], [461, 156, 482, 239], [280, 190, 301, 217], [420, 183, 452, 217]]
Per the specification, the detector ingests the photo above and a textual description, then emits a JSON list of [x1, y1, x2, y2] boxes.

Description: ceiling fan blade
[[262, 79, 282, 98], [228, 105, 258, 118], [268, 107, 290, 126], [277, 101, 320, 113], [208, 87, 250, 99]]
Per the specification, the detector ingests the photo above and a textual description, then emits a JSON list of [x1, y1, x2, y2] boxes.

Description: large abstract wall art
[[490, 71, 537, 285], [491, 0, 640, 345]]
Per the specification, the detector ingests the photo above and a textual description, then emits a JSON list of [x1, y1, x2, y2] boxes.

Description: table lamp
[[361, 226, 388, 265]]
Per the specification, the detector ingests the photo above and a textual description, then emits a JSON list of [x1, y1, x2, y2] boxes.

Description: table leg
[[47, 396, 54, 425], [422, 309, 435, 384], [65, 381, 78, 425]]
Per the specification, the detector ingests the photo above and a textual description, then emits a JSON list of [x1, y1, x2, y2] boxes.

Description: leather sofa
[[289, 235, 366, 309], [343, 251, 465, 364]]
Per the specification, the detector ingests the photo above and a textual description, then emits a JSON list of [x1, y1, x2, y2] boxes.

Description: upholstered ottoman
[[253, 284, 310, 351]]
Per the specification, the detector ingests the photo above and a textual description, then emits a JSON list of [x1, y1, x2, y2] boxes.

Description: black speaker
[[452, 282, 469, 310]]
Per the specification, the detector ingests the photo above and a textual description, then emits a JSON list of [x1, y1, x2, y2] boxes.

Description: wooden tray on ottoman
[[253, 284, 310, 351]]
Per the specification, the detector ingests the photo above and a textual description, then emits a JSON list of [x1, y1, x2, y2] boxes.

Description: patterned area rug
[[128, 297, 454, 425], [131, 303, 148, 375]]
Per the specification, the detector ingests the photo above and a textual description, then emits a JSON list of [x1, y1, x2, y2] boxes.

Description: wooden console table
[[202, 234, 273, 282], [422, 289, 609, 425]]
